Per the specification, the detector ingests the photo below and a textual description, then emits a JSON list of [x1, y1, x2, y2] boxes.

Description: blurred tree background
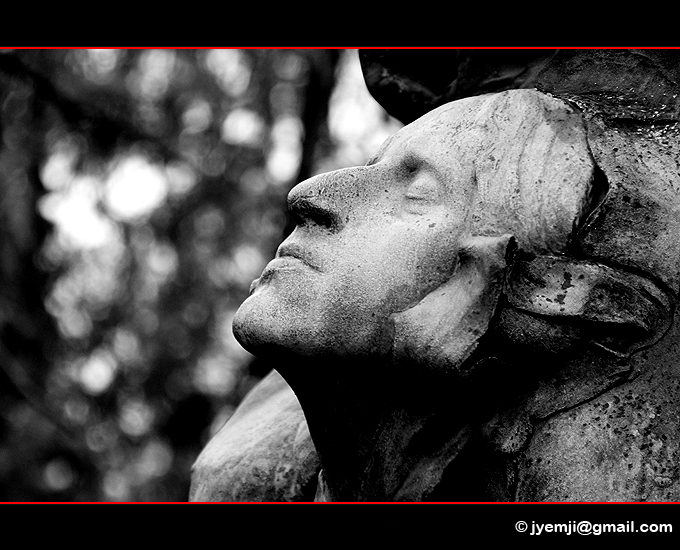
[[0, 48, 402, 501]]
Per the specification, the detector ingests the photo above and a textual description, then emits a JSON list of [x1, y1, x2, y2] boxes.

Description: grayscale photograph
[[1, 48, 679, 510]]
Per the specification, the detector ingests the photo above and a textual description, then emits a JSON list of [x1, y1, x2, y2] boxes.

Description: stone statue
[[190, 49, 680, 502]]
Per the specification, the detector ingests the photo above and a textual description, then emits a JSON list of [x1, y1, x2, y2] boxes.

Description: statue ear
[[391, 234, 516, 373], [505, 254, 674, 357]]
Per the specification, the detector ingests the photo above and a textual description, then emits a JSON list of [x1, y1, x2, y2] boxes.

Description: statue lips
[[276, 243, 322, 272], [254, 243, 322, 290]]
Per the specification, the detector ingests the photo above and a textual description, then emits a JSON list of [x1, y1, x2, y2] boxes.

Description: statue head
[[233, 88, 671, 375]]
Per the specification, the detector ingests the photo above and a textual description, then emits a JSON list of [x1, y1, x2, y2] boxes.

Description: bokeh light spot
[[136, 439, 173, 480], [43, 458, 75, 492], [103, 470, 130, 501], [193, 350, 237, 396], [85, 420, 119, 453], [104, 155, 168, 221], [129, 50, 176, 101], [220, 109, 264, 146], [63, 397, 90, 425], [40, 146, 77, 191], [165, 161, 197, 196], [204, 49, 251, 97], [182, 97, 213, 134], [112, 328, 141, 365], [74, 49, 122, 83], [39, 175, 118, 250], [79, 350, 117, 395], [266, 115, 303, 184], [119, 398, 155, 438]]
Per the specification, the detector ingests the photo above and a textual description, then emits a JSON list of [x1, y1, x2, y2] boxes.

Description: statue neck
[[276, 353, 474, 501]]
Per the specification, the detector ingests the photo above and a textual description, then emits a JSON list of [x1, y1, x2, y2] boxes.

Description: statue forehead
[[376, 94, 489, 158], [372, 89, 595, 255], [380, 89, 574, 156]]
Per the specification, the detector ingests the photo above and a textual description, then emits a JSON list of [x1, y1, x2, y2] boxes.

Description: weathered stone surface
[[506, 255, 672, 357], [189, 369, 319, 501], [192, 50, 680, 502], [515, 310, 680, 501], [355, 49, 680, 502], [576, 115, 680, 294]]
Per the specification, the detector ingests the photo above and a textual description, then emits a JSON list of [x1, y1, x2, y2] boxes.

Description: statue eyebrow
[[365, 142, 446, 189]]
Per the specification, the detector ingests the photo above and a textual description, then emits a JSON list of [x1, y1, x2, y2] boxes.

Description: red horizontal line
[[2, 46, 680, 50]]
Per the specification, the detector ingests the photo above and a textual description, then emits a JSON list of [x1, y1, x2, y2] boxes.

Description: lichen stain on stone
[[581, 121, 680, 293], [560, 271, 574, 290], [516, 315, 680, 501]]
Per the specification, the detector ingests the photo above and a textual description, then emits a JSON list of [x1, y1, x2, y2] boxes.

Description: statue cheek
[[390, 235, 514, 373]]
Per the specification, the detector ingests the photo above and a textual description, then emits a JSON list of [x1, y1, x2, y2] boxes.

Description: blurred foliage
[[0, 48, 401, 501]]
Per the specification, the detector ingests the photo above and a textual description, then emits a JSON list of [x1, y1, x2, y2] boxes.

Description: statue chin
[[231, 294, 330, 360], [231, 296, 283, 358]]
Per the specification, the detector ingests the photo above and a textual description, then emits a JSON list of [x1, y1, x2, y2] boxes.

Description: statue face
[[233, 98, 482, 359], [232, 89, 595, 360]]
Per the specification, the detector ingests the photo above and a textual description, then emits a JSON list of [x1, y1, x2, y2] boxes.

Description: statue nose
[[287, 166, 366, 232], [288, 191, 344, 232]]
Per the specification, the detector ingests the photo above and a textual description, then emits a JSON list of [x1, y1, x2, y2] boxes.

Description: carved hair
[[468, 91, 600, 255], [432, 90, 671, 358], [415, 90, 599, 255]]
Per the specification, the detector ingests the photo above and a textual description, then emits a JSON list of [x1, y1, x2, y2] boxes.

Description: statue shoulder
[[189, 370, 319, 501]]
